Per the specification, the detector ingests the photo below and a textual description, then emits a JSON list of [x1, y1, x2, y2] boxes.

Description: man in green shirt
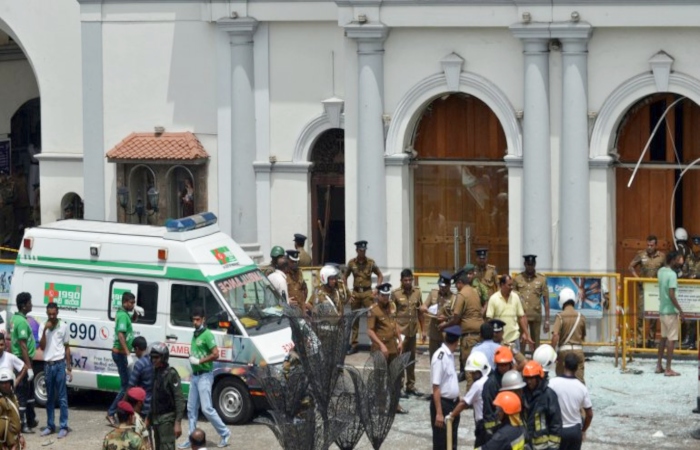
[[178, 307, 230, 449], [107, 291, 136, 426], [656, 251, 685, 377], [11, 292, 37, 433]]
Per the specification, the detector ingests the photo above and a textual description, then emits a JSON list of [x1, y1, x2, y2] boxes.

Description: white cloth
[[39, 320, 70, 362], [548, 376, 592, 428], [463, 374, 488, 421], [0, 351, 25, 373], [268, 270, 289, 302], [430, 343, 459, 400]]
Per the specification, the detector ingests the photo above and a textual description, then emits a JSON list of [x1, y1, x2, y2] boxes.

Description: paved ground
[[22, 348, 700, 449]]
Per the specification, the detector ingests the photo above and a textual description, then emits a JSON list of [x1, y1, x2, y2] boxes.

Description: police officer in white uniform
[[430, 325, 461, 450]]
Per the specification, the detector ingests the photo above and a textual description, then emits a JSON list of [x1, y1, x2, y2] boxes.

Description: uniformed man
[[103, 401, 148, 450], [429, 325, 462, 450], [0, 367, 23, 450], [628, 235, 665, 346], [482, 346, 516, 438], [486, 275, 534, 354], [294, 233, 313, 267], [391, 268, 425, 397], [0, 170, 15, 249], [551, 287, 586, 383], [683, 235, 700, 350], [149, 342, 185, 450], [263, 246, 287, 276], [490, 319, 527, 371], [675, 227, 693, 278], [366, 282, 407, 414], [473, 248, 498, 307], [344, 240, 383, 355], [514, 254, 550, 353], [421, 270, 455, 358], [285, 249, 309, 309], [307, 264, 345, 317]]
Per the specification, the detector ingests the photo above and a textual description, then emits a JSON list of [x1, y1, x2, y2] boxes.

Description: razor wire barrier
[[621, 277, 700, 370]]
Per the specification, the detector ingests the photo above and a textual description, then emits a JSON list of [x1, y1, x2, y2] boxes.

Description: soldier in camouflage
[[472, 248, 497, 310], [102, 401, 148, 450]]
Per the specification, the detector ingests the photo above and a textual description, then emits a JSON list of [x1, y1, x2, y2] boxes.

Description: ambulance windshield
[[213, 269, 286, 331]]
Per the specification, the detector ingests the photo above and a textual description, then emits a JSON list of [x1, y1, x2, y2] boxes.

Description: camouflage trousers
[[152, 413, 177, 450]]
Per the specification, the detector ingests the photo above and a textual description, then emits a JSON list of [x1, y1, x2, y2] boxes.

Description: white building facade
[[3, 0, 700, 276]]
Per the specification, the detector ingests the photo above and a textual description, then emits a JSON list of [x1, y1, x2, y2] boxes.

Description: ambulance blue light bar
[[165, 212, 218, 232]]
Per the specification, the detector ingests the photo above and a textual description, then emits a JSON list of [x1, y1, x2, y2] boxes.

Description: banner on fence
[[643, 281, 700, 320], [547, 276, 605, 319]]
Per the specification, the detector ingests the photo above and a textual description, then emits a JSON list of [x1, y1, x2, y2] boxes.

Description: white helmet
[[533, 344, 557, 372], [675, 227, 688, 242], [499, 370, 526, 391], [0, 367, 15, 383], [319, 265, 339, 286], [465, 351, 491, 376], [558, 288, 576, 309]]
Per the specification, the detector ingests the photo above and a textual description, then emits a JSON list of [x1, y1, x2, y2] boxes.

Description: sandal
[[664, 370, 680, 377], [105, 414, 118, 427], [654, 367, 664, 374]]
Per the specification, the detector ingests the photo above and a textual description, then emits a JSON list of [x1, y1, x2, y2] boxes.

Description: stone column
[[510, 25, 552, 270], [346, 24, 389, 268], [218, 18, 261, 259], [552, 23, 593, 272]]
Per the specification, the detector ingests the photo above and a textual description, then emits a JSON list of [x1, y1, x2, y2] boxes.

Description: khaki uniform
[[452, 285, 484, 371], [0, 393, 21, 450], [474, 264, 498, 304], [630, 249, 665, 343], [102, 424, 148, 450], [367, 302, 399, 356], [298, 248, 312, 267], [391, 286, 422, 391], [553, 306, 587, 383], [513, 272, 548, 349], [287, 268, 308, 306], [423, 289, 455, 358], [689, 252, 700, 278], [345, 257, 379, 347], [677, 242, 693, 278]]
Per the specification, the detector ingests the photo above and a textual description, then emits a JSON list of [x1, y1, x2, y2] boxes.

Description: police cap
[[476, 248, 488, 258], [293, 233, 307, 243], [286, 249, 300, 262], [693, 236, 700, 245], [438, 270, 453, 286], [523, 255, 537, 264], [444, 325, 462, 338], [354, 240, 368, 250], [490, 319, 506, 333], [377, 283, 392, 295]]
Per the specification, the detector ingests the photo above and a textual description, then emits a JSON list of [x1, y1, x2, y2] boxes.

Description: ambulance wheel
[[33, 370, 48, 407], [213, 377, 253, 424]]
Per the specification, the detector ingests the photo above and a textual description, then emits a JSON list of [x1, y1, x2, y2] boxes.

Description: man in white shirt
[[430, 325, 461, 450], [267, 255, 290, 302], [548, 353, 593, 450], [38, 302, 71, 438], [0, 333, 27, 386], [448, 350, 491, 447]]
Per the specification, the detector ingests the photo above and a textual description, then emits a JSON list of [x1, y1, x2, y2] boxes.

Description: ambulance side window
[[170, 284, 227, 330], [108, 280, 158, 325]]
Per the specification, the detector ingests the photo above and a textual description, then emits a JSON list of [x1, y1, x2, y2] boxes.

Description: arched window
[[165, 165, 196, 219]]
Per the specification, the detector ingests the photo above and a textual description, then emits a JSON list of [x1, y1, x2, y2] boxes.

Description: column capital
[[510, 24, 551, 54], [550, 22, 592, 50], [217, 17, 259, 40], [345, 23, 389, 43]]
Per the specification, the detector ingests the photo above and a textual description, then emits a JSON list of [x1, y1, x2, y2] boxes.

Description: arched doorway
[[615, 93, 700, 272], [310, 128, 345, 265], [413, 93, 508, 272]]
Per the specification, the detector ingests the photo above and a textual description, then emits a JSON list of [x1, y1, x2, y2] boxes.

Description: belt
[[559, 344, 583, 350], [353, 286, 371, 293], [461, 332, 480, 337], [441, 397, 459, 404], [45, 360, 65, 366], [192, 370, 211, 376]]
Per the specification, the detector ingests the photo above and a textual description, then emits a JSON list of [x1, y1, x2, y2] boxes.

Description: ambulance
[[6, 212, 293, 424]]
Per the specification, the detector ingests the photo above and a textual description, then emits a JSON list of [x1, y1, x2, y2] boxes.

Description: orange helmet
[[494, 346, 514, 364], [493, 391, 522, 415], [523, 360, 544, 378]]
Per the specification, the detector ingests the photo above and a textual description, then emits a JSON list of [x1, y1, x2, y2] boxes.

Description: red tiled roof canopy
[[106, 132, 209, 163]]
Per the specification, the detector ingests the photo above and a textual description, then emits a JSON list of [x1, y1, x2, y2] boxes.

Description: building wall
[[0, 59, 39, 135]]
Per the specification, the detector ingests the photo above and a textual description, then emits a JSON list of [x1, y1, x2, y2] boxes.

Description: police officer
[[628, 234, 665, 346], [421, 271, 455, 358], [429, 325, 461, 450], [307, 264, 345, 316], [344, 240, 383, 355], [683, 235, 700, 350], [551, 287, 586, 383], [514, 254, 550, 353], [391, 268, 424, 397], [366, 282, 407, 414], [0, 367, 23, 450], [150, 342, 185, 450], [293, 233, 313, 267], [674, 227, 692, 278], [473, 248, 498, 306], [285, 249, 308, 309]]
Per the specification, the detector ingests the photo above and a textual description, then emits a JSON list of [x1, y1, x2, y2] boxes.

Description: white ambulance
[[7, 212, 293, 424]]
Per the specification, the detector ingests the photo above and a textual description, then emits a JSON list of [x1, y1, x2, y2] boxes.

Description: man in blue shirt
[[127, 337, 153, 417], [655, 250, 685, 377]]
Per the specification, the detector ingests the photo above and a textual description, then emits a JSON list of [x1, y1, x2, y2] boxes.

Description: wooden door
[[413, 94, 508, 272]]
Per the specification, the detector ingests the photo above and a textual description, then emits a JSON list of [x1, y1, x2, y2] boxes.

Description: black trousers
[[16, 375, 36, 428], [474, 419, 488, 447], [560, 424, 583, 450], [430, 397, 460, 450]]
